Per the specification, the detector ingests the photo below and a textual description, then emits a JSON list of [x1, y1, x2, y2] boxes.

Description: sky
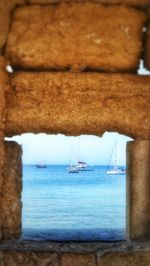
[[6, 61, 149, 166], [6, 132, 132, 166]]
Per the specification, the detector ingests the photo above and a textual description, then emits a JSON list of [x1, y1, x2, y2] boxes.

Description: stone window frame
[[0, 2, 150, 263]]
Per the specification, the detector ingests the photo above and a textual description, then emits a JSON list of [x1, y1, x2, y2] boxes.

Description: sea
[[22, 165, 126, 242]]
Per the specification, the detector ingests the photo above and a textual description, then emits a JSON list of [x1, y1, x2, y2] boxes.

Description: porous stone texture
[[0, 135, 4, 194], [0, 57, 7, 241], [0, 242, 150, 266], [0, 0, 26, 52], [61, 253, 96, 266], [28, 0, 150, 8], [97, 251, 150, 266], [5, 3, 146, 72], [126, 140, 150, 240], [144, 14, 150, 70], [1, 251, 59, 266], [0, 57, 7, 133], [0, 136, 4, 241], [5, 72, 150, 139], [1, 141, 22, 240]]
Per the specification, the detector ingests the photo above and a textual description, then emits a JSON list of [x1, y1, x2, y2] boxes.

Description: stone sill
[[0, 240, 150, 253]]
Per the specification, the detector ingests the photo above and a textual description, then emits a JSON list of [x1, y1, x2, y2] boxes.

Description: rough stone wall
[[0, 0, 150, 265], [1, 141, 22, 240], [0, 58, 7, 240], [5, 3, 146, 72], [5, 72, 150, 139], [0, 244, 150, 266], [28, 0, 150, 8], [145, 9, 150, 70], [0, 0, 26, 53], [126, 140, 150, 240]]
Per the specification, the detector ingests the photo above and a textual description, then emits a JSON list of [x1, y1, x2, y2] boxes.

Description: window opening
[[6, 132, 131, 241]]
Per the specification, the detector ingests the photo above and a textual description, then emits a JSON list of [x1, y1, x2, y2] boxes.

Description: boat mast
[[107, 142, 116, 171], [69, 142, 73, 167], [77, 136, 81, 163], [114, 142, 117, 171]]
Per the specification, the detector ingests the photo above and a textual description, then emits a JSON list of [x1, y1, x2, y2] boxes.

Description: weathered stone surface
[[0, 134, 4, 194], [0, 57, 7, 131], [144, 18, 150, 70], [0, 135, 4, 241], [5, 72, 150, 139], [0, 57, 7, 241], [97, 251, 150, 266], [0, 241, 150, 265], [61, 253, 96, 266], [1, 141, 22, 240], [126, 140, 150, 240], [28, 0, 150, 8], [1, 251, 59, 266], [0, 58, 7, 190], [0, 0, 26, 52], [0, 240, 150, 253], [5, 3, 146, 72]]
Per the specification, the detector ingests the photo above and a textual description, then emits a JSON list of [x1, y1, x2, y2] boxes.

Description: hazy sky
[[7, 132, 132, 165], [6, 61, 149, 166]]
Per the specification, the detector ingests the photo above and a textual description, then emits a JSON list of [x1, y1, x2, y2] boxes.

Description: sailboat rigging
[[107, 142, 126, 175], [67, 137, 94, 173]]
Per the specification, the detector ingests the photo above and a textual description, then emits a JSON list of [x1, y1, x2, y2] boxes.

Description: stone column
[[126, 140, 150, 240], [1, 141, 22, 240], [144, 9, 150, 70], [0, 57, 7, 240]]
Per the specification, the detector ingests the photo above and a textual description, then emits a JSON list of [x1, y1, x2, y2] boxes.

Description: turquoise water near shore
[[22, 165, 126, 241]]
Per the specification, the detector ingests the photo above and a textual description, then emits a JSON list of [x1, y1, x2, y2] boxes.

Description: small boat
[[107, 167, 126, 175], [68, 166, 79, 173], [76, 161, 94, 171], [36, 164, 47, 168], [67, 137, 94, 173], [107, 142, 126, 175]]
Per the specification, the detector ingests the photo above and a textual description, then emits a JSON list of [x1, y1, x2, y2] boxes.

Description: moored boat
[[36, 164, 47, 168], [107, 142, 126, 175], [68, 166, 79, 173]]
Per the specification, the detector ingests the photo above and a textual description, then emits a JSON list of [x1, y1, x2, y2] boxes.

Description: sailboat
[[76, 161, 94, 171], [106, 142, 126, 175], [67, 141, 79, 173], [67, 137, 94, 173], [68, 165, 79, 173]]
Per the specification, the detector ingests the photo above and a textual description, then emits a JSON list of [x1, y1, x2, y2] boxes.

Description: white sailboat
[[67, 141, 79, 173], [107, 142, 126, 175], [76, 161, 94, 171], [67, 137, 93, 173]]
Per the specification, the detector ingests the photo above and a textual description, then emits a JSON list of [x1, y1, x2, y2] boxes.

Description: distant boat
[[68, 161, 93, 173], [36, 164, 47, 168], [107, 142, 126, 175], [76, 161, 94, 171], [67, 137, 94, 174], [68, 166, 79, 173]]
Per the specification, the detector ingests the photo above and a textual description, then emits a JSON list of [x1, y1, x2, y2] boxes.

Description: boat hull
[[107, 170, 125, 175]]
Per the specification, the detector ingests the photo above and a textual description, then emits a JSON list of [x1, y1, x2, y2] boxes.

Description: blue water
[[22, 165, 126, 241]]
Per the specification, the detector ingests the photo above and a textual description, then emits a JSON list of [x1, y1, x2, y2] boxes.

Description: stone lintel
[[126, 140, 150, 240], [5, 72, 150, 139]]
